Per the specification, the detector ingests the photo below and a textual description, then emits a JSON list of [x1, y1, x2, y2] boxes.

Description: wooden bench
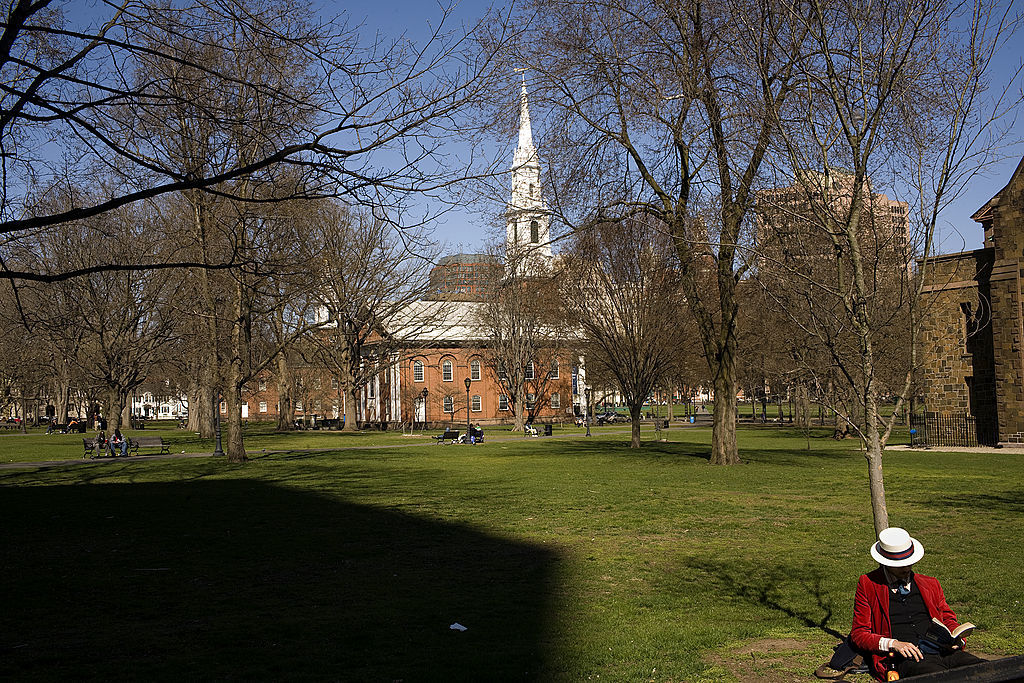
[[433, 429, 459, 444], [129, 436, 170, 455]]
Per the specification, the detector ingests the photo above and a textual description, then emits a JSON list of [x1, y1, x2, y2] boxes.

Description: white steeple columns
[[506, 81, 552, 276]]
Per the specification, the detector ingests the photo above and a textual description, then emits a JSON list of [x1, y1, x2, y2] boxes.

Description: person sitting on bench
[[851, 527, 984, 679]]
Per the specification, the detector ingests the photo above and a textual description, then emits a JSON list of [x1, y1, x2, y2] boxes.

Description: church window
[[443, 360, 453, 382], [470, 359, 481, 381], [413, 360, 424, 382], [531, 220, 539, 243], [549, 358, 559, 379]]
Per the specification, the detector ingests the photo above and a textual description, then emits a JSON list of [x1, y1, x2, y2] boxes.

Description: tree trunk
[[629, 402, 642, 448], [225, 381, 247, 463], [275, 353, 293, 431], [107, 387, 125, 432], [710, 371, 740, 465], [864, 396, 889, 534]]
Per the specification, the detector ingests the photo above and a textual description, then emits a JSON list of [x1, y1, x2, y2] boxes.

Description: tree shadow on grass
[[0, 480, 560, 681], [675, 557, 845, 640], [926, 489, 1024, 515], [532, 438, 853, 466]]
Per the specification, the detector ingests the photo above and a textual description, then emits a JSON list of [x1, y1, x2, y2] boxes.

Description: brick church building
[[240, 82, 581, 429], [919, 156, 1024, 446]]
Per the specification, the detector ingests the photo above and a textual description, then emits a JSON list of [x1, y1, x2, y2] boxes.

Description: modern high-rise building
[[756, 168, 911, 276]]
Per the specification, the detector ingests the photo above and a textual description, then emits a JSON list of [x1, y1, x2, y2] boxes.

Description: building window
[[368, 381, 375, 399], [525, 362, 534, 380], [551, 393, 561, 409], [530, 220, 539, 243], [526, 393, 536, 409], [314, 377, 321, 390], [219, 401, 226, 414], [549, 358, 559, 379], [498, 395, 509, 411], [259, 401, 267, 413], [331, 376, 339, 389], [470, 359, 481, 381], [315, 400, 322, 411], [443, 396, 454, 413], [472, 395, 482, 412], [258, 378, 266, 391], [413, 360, 424, 382], [295, 402, 303, 412], [442, 360, 453, 382]]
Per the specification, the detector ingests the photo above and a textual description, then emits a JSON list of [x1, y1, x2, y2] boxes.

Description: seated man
[[851, 527, 984, 679]]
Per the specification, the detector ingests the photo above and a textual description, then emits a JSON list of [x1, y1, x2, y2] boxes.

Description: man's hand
[[892, 640, 924, 661]]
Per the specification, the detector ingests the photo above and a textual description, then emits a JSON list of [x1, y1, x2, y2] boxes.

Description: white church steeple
[[506, 80, 552, 276]]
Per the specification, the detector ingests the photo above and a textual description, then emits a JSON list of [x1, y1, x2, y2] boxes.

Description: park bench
[[129, 436, 170, 455], [82, 438, 104, 458], [433, 429, 459, 444]]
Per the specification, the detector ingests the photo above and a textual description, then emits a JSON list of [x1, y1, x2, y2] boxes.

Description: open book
[[920, 617, 975, 654]]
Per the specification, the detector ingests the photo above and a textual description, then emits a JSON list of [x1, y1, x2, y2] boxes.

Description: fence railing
[[910, 412, 998, 448]]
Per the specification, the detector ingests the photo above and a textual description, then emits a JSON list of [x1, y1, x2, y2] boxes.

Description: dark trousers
[[897, 649, 985, 677]]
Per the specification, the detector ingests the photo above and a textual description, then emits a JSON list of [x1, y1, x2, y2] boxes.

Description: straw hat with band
[[870, 527, 924, 567]]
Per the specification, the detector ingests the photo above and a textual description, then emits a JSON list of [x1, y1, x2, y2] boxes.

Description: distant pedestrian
[[108, 429, 128, 457], [92, 431, 106, 459]]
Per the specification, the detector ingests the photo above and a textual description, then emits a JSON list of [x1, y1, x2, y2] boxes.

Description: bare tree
[[560, 218, 680, 447], [758, 0, 1020, 532], [515, 0, 809, 463], [0, 0, 508, 274], [304, 201, 442, 431], [478, 247, 565, 431]]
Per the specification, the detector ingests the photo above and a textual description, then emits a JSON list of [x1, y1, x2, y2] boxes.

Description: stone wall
[[919, 249, 995, 426]]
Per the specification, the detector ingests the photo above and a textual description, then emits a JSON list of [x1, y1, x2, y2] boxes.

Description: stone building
[[919, 156, 1024, 446]]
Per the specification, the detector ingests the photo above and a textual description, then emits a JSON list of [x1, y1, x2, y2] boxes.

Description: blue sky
[[339, 0, 1023, 256]]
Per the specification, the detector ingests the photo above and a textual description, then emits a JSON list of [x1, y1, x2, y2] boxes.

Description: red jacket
[[851, 567, 963, 679]]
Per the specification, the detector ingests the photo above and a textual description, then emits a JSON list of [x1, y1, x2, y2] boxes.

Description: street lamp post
[[420, 388, 428, 431], [464, 377, 472, 444], [585, 386, 592, 437]]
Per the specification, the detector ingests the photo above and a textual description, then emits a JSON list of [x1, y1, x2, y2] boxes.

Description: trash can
[[544, 424, 553, 436]]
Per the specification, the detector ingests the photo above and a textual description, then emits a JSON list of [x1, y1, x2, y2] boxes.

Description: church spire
[[513, 81, 536, 168], [506, 79, 552, 276]]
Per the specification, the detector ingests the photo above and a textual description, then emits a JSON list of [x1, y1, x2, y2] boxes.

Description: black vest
[[888, 581, 931, 644]]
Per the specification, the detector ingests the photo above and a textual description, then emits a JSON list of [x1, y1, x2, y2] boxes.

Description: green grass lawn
[[0, 420, 614, 462], [1, 426, 1020, 681]]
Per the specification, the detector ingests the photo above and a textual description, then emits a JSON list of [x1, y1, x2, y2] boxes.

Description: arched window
[[413, 360, 424, 382], [549, 358, 559, 379], [442, 359, 453, 382], [470, 359, 481, 381], [530, 220, 540, 243]]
